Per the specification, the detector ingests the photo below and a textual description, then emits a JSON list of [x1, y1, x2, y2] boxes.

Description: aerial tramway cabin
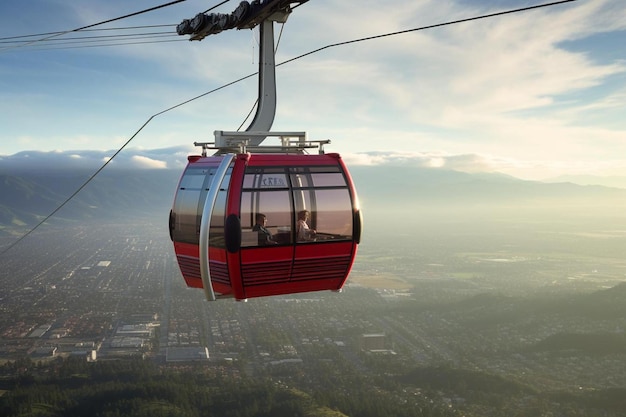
[[170, 2, 361, 301], [169, 132, 362, 301]]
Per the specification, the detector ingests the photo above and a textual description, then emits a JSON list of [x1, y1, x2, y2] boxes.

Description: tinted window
[[172, 166, 215, 244], [240, 164, 354, 246]]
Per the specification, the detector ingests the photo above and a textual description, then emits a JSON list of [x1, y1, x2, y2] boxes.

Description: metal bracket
[[194, 131, 330, 154]]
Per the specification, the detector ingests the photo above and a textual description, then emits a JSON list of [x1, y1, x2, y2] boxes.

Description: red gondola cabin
[[169, 149, 362, 301]]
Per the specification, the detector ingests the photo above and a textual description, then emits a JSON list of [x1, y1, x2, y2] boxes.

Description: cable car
[[169, 132, 362, 301], [171, 4, 361, 300]]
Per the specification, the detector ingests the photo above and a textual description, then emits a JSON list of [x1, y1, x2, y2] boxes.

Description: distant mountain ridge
[[349, 165, 626, 208], [547, 174, 626, 189], [0, 169, 180, 233], [2, 163, 626, 235]]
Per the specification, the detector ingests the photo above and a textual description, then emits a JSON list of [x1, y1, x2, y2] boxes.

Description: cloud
[[129, 155, 167, 169], [0, 146, 195, 172], [342, 151, 497, 171], [342, 150, 626, 182]]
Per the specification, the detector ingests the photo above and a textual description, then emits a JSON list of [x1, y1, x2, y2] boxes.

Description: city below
[[1, 218, 625, 416]]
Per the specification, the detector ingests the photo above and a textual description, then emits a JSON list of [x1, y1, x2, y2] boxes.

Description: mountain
[[349, 165, 626, 208], [547, 174, 626, 189], [0, 169, 180, 233], [3, 162, 626, 235], [550, 281, 626, 319], [438, 283, 626, 328]]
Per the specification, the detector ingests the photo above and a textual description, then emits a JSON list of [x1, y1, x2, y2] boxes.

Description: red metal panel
[[174, 242, 200, 289], [291, 255, 352, 281], [176, 255, 202, 288], [245, 153, 341, 167], [174, 242, 234, 295], [240, 245, 295, 286], [242, 278, 345, 299], [241, 260, 292, 285], [292, 241, 356, 286]]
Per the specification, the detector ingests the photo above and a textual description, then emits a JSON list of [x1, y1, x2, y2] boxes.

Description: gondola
[[169, 132, 361, 301], [170, 2, 361, 300]]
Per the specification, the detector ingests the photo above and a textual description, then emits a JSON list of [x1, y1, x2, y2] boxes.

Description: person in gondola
[[296, 210, 316, 241], [252, 213, 276, 246]]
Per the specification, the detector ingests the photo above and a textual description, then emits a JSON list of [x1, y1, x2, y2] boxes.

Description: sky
[[0, 0, 625, 183]]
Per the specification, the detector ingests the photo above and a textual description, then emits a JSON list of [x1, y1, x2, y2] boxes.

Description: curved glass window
[[241, 165, 354, 247], [172, 166, 216, 244]]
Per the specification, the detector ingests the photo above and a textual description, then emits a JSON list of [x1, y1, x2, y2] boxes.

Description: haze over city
[[2, 159, 626, 416]]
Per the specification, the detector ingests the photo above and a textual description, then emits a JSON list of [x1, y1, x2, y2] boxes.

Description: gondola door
[[289, 157, 359, 294], [229, 155, 296, 300]]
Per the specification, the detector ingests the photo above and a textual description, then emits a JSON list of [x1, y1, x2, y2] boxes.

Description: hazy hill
[[547, 174, 626, 189], [3, 163, 626, 234], [550, 281, 626, 319], [397, 365, 534, 395], [0, 169, 179, 232], [349, 165, 626, 208], [529, 332, 626, 355], [468, 282, 626, 322]]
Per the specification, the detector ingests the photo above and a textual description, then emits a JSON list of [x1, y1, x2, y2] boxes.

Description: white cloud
[[343, 150, 626, 182], [0, 147, 191, 172], [129, 155, 168, 169]]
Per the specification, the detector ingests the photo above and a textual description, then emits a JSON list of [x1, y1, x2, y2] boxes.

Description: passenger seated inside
[[296, 210, 316, 241], [252, 213, 277, 246]]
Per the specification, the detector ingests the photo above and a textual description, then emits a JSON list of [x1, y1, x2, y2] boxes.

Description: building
[[165, 347, 210, 362], [360, 333, 387, 351]]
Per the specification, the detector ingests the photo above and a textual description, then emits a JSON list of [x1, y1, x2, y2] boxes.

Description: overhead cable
[[0, 24, 175, 42], [0, 0, 189, 53], [281, 0, 578, 66]]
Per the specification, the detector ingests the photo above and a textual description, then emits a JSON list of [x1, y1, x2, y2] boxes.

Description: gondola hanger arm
[[177, 0, 309, 41]]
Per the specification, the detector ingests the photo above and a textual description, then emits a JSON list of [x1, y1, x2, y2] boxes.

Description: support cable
[[280, 0, 578, 66], [0, 0, 221, 53]]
